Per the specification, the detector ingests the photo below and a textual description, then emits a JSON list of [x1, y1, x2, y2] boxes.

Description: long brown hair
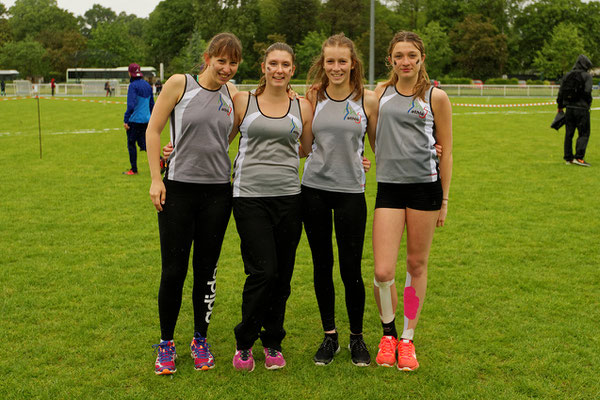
[[306, 33, 364, 102], [255, 42, 295, 96], [197, 32, 242, 75], [384, 31, 431, 100]]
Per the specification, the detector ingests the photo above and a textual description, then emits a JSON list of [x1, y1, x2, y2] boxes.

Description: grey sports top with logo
[[302, 92, 367, 193], [165, 74, 233, 184], [232, 94, 303, 197], [375, 85, 438, 183]]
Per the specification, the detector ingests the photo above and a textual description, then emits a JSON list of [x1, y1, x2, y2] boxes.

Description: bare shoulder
[[163, 74, 185, 90], [431, 87, 450, 103], [226, 81, 238, 96], [233, 90, 249, 104], [363, 89, 378, 107], [374, 82, 387, 97], [299, 97, 314, 121]]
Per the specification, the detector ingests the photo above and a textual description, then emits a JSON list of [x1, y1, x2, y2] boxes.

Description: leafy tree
[[277, 0, 320, 46], [0, 39, 49, 78], [295, 31, 327, 79], [86, 21, 145, 67], [256, 0, 280, 42], [392, 0, 426, 31], [417, 21, 451, 79], [168, 30, 207, 75], [319, 0, 367, 39], [449, 14, 507, 79], [512, 0, 582, 71], [145, 0, 195, 68], [533, 22, 585, 79], [8, 0, 78, 41], [0, 2, 11, 47], [38, 29, 86, 78], [356, 20, 394, 80], [79, 4, 117, 36]]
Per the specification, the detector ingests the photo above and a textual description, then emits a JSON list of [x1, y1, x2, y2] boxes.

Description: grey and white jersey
[[232, 94, 303, 197], [165, 74, 233, 184], [375, 85, 438, 183], [302, 92, 367, 193]]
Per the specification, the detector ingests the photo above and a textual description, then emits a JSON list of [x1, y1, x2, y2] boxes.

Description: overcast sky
[[2, 0, 163, 18]]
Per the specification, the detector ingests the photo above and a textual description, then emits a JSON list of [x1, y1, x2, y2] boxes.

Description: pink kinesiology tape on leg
[[403, 287, 420, 320]]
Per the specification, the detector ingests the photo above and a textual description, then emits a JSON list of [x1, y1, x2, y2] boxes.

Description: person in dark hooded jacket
[[557, 54, 593, 166]]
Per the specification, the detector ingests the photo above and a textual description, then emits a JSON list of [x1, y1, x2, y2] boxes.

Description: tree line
[[0, 0, 598, 82]]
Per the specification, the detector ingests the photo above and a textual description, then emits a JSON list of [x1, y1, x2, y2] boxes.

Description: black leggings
[[157, 180, 232, 340], [301, 185, 367, 334], [232, 195, 302, 351], [564, 107, 591, 160]]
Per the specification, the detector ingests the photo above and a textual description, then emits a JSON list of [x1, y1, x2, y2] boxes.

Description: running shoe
[[264, 348, 286, 370], [375, 335, 398, 367], [565, 160, 573, 165], [122, 169, 138, 175], [190, 334, 215, 370], [153, 340, 177, 375], [397, 339, 419, 371], [348, 336, 371, 367], [313, 335, 340, 366], [573, 158, 591, 167], [232, 348, 255, 371]]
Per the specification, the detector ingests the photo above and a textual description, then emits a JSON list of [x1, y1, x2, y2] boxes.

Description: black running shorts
[[375, 181, 443, 211]]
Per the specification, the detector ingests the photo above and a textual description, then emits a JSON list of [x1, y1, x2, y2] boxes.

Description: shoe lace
[[318, 336, 337, 353], [266, 348, 280, 358], [398, 340, 414, 359], [239, 349, 252, 361], [350, 338, 368, 353], [192, 338, 210, 358], [152, 342, 175, 363], [379, 337, 396, 353]]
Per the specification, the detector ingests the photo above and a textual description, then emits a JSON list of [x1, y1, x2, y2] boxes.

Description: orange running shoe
[[375, 336, 398, 367], [397, 339, 419, 371]]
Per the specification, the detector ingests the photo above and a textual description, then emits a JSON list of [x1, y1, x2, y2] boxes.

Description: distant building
[[0, 70, 20, 81]]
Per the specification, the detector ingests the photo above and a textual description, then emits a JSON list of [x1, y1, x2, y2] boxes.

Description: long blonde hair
[[255, 42, 295, 96], [384, 31, 430, 100], [306, 33, 364, 102], [197, 32, 242, 75]]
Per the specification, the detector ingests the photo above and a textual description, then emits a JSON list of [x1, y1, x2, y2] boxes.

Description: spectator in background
[[155, 79, 163, 95], [557, 54, 593, 167], [1, 80, 5, 96], [105, 81, 111, 97], [123, 63, 154, 175], [51, 78, 56, 96]]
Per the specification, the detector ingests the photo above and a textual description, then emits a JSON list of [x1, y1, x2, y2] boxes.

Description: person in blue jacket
[[123, 63, 154, 175]]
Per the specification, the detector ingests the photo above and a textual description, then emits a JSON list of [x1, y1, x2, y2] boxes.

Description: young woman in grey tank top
[[228, 43, 314, 372], [145, 33, 242, 375], [301, 34, 378, 367], [372, 31, 453, 371]]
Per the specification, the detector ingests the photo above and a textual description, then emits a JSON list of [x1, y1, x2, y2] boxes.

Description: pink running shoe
[[264, 348, 286, 370], [375, 336, 398, 367], [397, 339, 419, 371], [153, 340, 177, 375], [190, 334, 215, 371], [233, 348, 255, 371]]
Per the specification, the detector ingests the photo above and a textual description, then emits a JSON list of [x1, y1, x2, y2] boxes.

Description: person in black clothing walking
[[557, 54, 593, 167]]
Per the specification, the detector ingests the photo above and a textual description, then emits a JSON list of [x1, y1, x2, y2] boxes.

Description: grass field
[[1, 96, 599, 399]]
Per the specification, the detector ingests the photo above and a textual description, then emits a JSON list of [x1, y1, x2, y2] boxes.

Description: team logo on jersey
[[408, 99, 429, 119], [218, 94, 232, 116], [344, 103, 362, 123]]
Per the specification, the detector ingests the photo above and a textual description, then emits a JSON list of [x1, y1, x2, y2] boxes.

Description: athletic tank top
[[302, 91, 367, 193], [165, 74, 233, 184], [375, 85, 438, 183], [232, 94, 303, 197]]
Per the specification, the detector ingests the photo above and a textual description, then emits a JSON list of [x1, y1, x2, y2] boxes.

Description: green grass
[[1, 96, 599, 399]]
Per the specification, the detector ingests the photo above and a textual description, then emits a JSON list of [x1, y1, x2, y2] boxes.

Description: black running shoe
[[349, 335, 371, 367], [313, 335, 340, 366]]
